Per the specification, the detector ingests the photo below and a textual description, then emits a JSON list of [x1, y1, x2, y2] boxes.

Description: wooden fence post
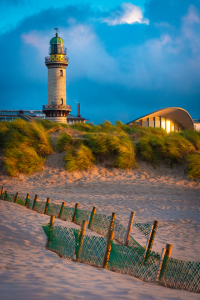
[[0, 187, 4, 198], [58, 202, 65, 219], [124, 211, 135, 246], [154, 248, 166, 284], [108, 212, 116, 236], [14, 192, 19, 203], [47, 216, 55, 247], [88, 207, 96, 229], [103, 230, 115, 269], [50, 215, 55, 227], [159, 244, 173, 282], [44, 197, 50, 214], [143, 220, 158, 264], [25, 194, 29, 207], [4, 191, 7, 200], [32, 195, 38, 210], [76, 220, 87, 261], [72, 203, 79, 222]]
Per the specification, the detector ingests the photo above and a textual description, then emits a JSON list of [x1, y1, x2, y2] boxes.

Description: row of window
[[134, 117, 183, 132]]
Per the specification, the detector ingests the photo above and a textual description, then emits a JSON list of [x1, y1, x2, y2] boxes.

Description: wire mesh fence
[[161, 257, 200, 292], [60, 206, 75, 222], [34, 200, 46, 214], [1, 190, 200, 293], [134, 222, 151, 237], [75, 209, 90, 226]]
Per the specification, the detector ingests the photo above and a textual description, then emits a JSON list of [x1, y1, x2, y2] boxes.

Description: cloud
[[102, 2, 149, 26]]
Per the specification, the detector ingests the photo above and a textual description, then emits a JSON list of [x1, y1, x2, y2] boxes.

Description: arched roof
[[127, 107, 194, 130]]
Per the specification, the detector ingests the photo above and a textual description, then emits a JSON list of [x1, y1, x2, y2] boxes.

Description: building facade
[[127, 107, 194, 132], [43, 31, 71, 123]]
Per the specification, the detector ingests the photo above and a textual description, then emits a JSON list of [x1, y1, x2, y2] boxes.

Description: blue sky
[[0, 0, 200, 124]]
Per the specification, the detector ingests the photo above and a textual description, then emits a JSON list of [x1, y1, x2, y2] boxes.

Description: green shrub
[[64, 144, 95, 172], [56, 132, 74, 152], [186, 154, 200, 179]]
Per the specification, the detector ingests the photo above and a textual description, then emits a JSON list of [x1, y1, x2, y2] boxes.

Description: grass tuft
[[64, 144, 95, 172], [0, 119, 53, 176], [186, 154, 200, 179], [56, 132, 74, 152], [136, 132, 195, 166]]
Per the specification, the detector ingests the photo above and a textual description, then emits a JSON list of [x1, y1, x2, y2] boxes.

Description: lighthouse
[[43, 29, 71, 123]]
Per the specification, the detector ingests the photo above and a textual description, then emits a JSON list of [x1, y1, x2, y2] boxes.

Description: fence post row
[[76, 220, 87, 261], [59, 202, 65, 219], [88, 206, 96, 229], [14, 192, 19, 203], [72, 203, 79, 222], [44, 197, 50, 214], [0, 187, 4, 198], [124, 211, 135, 246], [143, 220, 158, 264], [4, 191, 7, 200], [159, 244, 173, 282], [32, 195, 38, 210]]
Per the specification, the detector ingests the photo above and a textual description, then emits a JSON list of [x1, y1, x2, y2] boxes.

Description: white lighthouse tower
[[43, 29, 71, 123]]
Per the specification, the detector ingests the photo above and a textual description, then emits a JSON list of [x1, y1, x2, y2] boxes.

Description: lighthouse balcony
[[45, 56, 69, 63], [43, 104, 71, 111]]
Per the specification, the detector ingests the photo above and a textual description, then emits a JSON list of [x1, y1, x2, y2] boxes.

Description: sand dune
[[0, 155, 200, 299]]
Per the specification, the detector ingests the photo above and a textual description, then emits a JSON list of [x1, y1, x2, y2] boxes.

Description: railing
[[45, 56, 68, 63], [43, 104, 71, 110]]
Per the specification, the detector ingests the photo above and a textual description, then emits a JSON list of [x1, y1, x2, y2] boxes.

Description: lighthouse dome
[[50, 33, 64, 44]]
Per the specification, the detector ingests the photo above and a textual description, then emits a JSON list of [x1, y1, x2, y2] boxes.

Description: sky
[[0, 0, 200, 124]]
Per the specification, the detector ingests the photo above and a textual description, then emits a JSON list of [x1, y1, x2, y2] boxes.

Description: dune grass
[[181, 130, 200, 151], [84, 133, 136, 169], [136, 132, 196, 166], [186, 154, 200, 179], [36, 119, 69, 133], [1, 118, 199, 178], [0, 119, 53, 176], [64, 144, 95, 172]]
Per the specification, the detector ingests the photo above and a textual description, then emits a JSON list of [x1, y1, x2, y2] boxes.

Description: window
[[61, 98, 63, 105], [166, 120, 170, 133], [60, 70, 63, 76]]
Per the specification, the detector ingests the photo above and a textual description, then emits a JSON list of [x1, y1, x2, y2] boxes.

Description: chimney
[[77, 103, 81, 117]]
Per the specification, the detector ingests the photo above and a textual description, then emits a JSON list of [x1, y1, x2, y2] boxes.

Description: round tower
[[43, 29, 71, 123]]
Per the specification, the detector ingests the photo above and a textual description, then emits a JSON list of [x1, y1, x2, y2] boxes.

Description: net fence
[[1, 191, 200, 293], [42, 223, 200, 293]]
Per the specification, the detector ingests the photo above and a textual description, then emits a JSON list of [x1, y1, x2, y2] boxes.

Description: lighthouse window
[[60, 70, 63, 76], [61, 98, 63, 105]]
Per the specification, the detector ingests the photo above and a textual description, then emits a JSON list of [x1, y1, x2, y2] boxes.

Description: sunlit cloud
[[102, 2, 149, 26]]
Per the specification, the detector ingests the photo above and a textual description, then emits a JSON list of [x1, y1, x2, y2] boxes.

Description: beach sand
[[0, 154, 200, 299]]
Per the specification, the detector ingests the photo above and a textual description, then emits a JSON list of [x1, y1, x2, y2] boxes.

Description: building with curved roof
[[127, 107, 194, 132]]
